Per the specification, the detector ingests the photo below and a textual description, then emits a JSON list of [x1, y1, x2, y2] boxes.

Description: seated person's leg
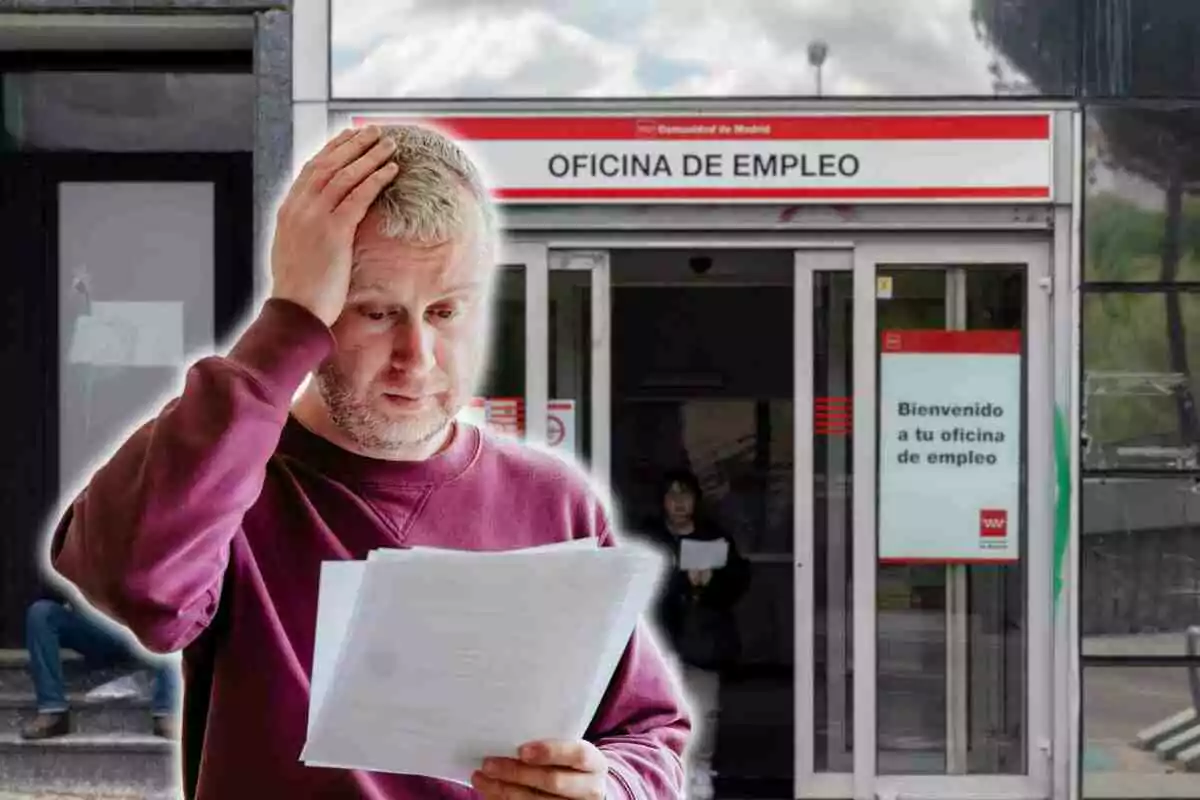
[[24, 600, 72, 731], [149, 661, 181, 738], [56, 602, 139, 670], [22, 599, 132, 738]]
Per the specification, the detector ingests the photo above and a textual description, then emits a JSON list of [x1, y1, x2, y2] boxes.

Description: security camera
[[689, 256, 713, 275]]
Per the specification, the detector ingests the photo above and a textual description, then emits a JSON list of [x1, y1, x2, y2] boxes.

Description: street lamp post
[[807, 40, 829, 97]]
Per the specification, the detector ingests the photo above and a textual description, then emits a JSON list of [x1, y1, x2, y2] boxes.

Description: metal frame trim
[[796, 253, 818, 797], [856, 237, 1055, 800], [796, 249, 856, 797]]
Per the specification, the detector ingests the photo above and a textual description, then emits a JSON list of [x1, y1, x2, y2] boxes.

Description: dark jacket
[[638, 516, 751, 671]]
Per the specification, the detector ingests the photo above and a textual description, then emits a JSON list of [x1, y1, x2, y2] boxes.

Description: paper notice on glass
[[301, 542, 663, 785], [679, 538, 729, 571], [68, 301, 184, 367]]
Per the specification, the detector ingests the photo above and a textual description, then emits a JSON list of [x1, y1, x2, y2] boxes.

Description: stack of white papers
[[679, 539, 729, 571], [301, 538, 665, 786]]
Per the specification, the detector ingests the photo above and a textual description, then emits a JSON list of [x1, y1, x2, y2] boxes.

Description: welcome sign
[[350, 113, 1054, 204], [877, 330, 1023, 563]]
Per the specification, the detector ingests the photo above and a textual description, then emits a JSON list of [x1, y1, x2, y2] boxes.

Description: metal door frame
[[516, 234, 1058, 800], [849, 237, 1055, 800]]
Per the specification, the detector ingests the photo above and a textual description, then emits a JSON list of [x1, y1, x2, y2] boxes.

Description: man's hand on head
[[269, 125, 398, 328], [473, 740, 608, 800]]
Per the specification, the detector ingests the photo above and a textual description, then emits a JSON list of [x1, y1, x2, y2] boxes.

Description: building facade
[[1, 1, 1198, 799]]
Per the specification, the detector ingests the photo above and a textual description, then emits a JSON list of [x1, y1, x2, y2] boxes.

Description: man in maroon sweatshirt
[[45, 123, 691, 799]]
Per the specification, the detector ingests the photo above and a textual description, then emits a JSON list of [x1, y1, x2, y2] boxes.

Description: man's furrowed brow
[[346, 281, 389, 300]]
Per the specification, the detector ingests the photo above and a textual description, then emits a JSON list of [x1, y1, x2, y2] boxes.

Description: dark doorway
[[0, 151, 254, 647], [608, 250, 795, 798]]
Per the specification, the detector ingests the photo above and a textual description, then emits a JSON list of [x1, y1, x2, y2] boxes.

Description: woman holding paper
[[640, 469, 750, 800]]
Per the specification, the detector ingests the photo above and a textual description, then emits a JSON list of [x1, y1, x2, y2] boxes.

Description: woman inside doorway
[[640, 469, 750, 800]]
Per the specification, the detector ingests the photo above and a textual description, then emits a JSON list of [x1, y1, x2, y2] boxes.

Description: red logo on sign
[[979, 509, 1007, 538], [635, 119, 658, 137]]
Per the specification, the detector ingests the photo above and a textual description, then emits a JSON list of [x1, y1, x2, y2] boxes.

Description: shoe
[[152, 714, 178, 739], [20, 711, 70, 740], [687, 767, 715, 800]]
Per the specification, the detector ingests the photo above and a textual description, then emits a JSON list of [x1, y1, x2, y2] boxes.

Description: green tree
[[974, 0, 1200, 459]]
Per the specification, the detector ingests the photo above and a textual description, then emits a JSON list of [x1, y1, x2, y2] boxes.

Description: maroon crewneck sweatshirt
[[49, 299, 689, 799]]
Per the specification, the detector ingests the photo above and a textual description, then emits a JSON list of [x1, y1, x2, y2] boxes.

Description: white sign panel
[[878, 330, 1022, 563], [351, 113, 1053, 204]]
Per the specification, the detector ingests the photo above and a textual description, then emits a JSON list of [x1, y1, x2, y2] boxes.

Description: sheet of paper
[[301, 543, 663, 785], [307, 562, 365, 739], [311, 541, 601, 734], [67, 301, 184, 367], [368, 539, 599, 560], [679, 538, 729, 570]]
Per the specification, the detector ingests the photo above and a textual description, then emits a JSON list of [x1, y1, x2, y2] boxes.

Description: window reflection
[[1082, 477, 1200, 653], [1084, 107, 1200, 282], [1082, 293, 1200, 471], [329, 0, 1074, 98], [1083, 0, 1200, 97]]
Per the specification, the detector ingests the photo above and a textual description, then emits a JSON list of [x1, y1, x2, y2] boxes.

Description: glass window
[[875, 267, 1027, 776], [1, 72, 254, 152], [1083, 665, 1200, 799], [814, 271, 853, 773], [58, 182, 215, 492], [549, 270, 592, 466], [1084, 106, 1200, 282], [472, 266, 526, 438], [1083, 0, 1200, 98], [1082, 477, 1200, 656], [329, 0, 1076, 98], [1082, 292, 1200, 471]]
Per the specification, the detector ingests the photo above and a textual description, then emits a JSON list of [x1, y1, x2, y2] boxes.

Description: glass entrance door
[[792, 239, 1054, 799], [515, 238, 1054, 800]]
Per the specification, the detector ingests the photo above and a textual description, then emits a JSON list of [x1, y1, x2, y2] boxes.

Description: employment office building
[[0, 2, 1197, 800]]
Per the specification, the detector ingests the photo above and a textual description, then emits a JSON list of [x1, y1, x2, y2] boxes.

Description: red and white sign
[[462, 398, 576, 456], [878, 330, 1022, 564], [351, 113, 1053, 204], [979, 509, 1008, 539]]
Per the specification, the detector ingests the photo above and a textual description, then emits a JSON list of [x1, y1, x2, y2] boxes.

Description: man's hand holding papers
[[472, 739, 607, 800]]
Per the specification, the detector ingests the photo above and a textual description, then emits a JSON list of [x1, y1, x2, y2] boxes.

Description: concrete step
[[1155, 723, 1200, 760], [0, 693, 157, 737], [0, 652, 179, 797], [0, 651, 136, 696], [1137, 707, 1198, 750], [0, 732, 176, 795]]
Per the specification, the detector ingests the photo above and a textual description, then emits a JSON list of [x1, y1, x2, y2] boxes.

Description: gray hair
[[370, 123, 497, 258]]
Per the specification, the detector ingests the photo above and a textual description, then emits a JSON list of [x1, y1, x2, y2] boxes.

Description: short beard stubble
[[314, 360, 452, 455]]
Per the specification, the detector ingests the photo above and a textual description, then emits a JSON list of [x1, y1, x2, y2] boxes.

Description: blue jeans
[[25, 599, 178, 716]]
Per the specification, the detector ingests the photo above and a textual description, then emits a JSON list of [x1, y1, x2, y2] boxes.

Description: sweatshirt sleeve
[[589, 517, 691, 800], [49, 299, 334, 655]]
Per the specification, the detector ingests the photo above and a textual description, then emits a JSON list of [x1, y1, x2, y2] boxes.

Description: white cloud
[[329, 0, 1031, 98], [333, 6, 642, 98]]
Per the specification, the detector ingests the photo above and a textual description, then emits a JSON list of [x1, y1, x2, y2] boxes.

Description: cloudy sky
[[327, 0, 1169, 210], [329, 0, 1039, 98]]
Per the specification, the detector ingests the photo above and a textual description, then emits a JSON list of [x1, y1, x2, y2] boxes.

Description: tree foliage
[[974, 0, 1200, 465]]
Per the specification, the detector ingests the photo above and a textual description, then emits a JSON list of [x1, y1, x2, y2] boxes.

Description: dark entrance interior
[[609, 249, 795, 798]]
